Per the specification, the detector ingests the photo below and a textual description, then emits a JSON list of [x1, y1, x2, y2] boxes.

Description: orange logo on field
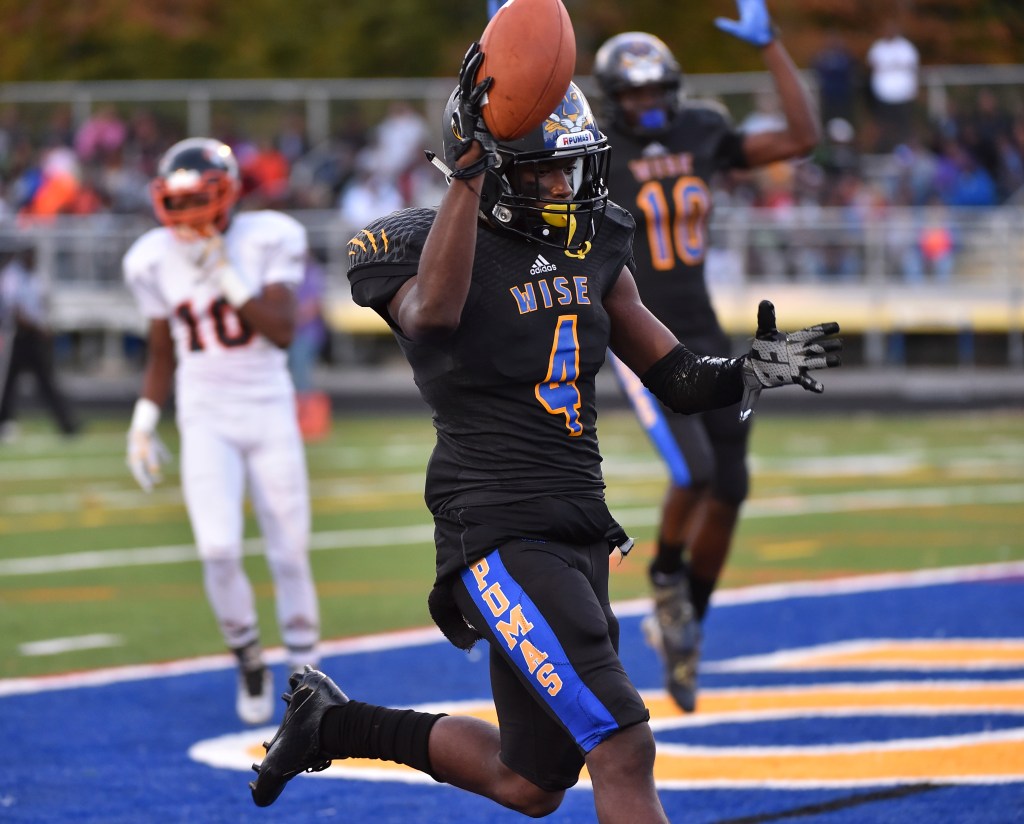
[[201, 639, 1024, 789]]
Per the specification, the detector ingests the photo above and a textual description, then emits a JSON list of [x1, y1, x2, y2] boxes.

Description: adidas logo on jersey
[[530, 254, 557, 275]]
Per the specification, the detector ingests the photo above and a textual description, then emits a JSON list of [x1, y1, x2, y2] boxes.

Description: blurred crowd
[[0, 57, 1022, 287], [0, 100, 448, 228], [707, 86, 1024, 284]]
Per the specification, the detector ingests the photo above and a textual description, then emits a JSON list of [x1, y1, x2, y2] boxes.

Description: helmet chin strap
[[424, 150, 454, 180], [426, 151, 596, 259]]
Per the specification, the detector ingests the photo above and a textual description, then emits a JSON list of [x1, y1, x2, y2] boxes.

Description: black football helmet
[[150, 137, 240, 236], [441, 81, 610, 257], [593, 32, 683, 138]]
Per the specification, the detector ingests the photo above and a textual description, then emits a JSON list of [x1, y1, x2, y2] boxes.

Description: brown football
[[477, 0, 576, 141]]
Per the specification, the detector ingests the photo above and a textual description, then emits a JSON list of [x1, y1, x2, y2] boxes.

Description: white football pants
[[179, 396, 319, 664]]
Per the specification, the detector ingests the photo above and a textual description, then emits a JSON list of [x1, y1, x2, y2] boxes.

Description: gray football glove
[[740, 299, 841, 421]]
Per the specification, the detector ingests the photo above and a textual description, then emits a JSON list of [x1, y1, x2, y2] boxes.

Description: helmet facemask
[[490, 144, 610, 257]]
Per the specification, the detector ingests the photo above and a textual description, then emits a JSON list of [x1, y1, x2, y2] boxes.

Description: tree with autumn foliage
[[0, 0, 1020, 83]]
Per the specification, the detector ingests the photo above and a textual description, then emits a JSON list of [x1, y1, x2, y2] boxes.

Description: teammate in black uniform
[[594, 0, 821, 714], [250, 42, 838, 823]]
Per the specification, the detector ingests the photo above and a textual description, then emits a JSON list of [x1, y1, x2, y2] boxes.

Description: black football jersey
[[605, 102, 747, 349], [347, 205, 635, 562]]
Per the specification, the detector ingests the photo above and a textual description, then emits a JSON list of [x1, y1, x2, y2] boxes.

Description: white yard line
[[18, 634, 123, 657], [2, 562, 1023, 696], [2, 483, 1022, 577]]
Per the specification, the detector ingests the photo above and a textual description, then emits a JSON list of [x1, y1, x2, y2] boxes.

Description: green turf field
[[1, 409, 1022, 679]]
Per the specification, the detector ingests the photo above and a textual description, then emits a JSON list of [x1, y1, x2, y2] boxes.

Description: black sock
[[649, 541, 686, 576], [231, 639, 263, 673], [320, 701, 445, 779], [689, 572, 715, 622]]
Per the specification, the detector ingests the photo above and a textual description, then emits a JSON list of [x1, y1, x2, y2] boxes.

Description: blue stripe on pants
[[460, 551, 619, 752]]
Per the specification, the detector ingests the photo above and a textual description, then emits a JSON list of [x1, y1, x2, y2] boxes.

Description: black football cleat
[[249, 665, 348, 807]]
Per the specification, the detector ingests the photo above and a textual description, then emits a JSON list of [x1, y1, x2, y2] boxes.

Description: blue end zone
[[1, 567, 1022, 823]]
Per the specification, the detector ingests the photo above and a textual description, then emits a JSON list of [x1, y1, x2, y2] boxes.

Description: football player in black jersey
[[250, 41, 839, 822], [594, 0, 821, 714]]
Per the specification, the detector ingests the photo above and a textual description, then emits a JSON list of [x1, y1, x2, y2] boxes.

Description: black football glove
[[450, 42, 496, 162], [740, 299, 842, 421]]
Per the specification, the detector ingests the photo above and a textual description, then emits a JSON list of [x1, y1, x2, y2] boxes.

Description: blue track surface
[[3, 569, 1023, 823]]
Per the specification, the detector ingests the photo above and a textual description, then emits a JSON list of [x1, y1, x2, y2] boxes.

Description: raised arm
[[390, 43, 496, 342], [715, 0, 820, 166]]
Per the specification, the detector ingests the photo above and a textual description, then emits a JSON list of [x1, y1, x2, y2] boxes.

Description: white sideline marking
[[0, 625, 444, 697], [1, 562, 1022, 697], [0, 524, 436, 576], [612, 559, 1024, 617], [2, 483, 1023, 577], [19, 634, 123, 657]]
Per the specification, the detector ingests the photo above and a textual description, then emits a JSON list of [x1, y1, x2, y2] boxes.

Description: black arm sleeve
[[640, 344, 745, 414]]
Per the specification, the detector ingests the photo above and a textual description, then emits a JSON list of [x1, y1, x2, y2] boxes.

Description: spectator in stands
[[915, 199, 956, 283], [890, 136, 939, 207], [0, 107, 27, 176], [41, 106, 75, 152], [995, 130, 1024, 200], [0, 243, 79, 442], [338, 165, 404, 229], [240, 137, 291, 207], [369, 101, 430, 199], [866, 19, 920, 153], [813, 31, 858, 126], [276, 110, 309, 167], [818, 116, 861, 198], [942, 144, 997, 208], [97, 144, 151, 214], [124, 109, 169, 178], [5, 135, 42, 213], [958, 89, 1012, 183], [18, 146, 102, 222], [74, 104, 128, 165]]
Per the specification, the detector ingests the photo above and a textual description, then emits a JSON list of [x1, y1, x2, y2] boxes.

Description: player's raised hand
[[714, 0, 776, 48], [451, 42, 496, 161], [192, 231, 229, 271], [739, 300, 842, 421], [190, 231, 257, 308]]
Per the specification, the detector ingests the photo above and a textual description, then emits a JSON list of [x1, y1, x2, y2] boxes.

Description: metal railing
[[4, 204, 1022, 368], [3, 65, 1024, 146]]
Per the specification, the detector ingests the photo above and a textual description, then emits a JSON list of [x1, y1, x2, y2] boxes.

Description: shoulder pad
[[122, 227, 172, 283], [346, 207, 435, 270], [680, 97, 735, 127], [234, 209, 305, 239], [603, 201, 636, 233]]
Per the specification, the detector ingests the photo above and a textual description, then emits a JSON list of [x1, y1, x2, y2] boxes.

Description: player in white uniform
[[122, 137, 320, 725]]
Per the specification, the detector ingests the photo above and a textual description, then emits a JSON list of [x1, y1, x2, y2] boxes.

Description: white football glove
[[192, 233, 257, 308], [127, 398, 171, 492], [740, 300, 842, 421]]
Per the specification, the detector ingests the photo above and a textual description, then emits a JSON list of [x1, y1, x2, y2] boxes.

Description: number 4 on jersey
[[535, 315, 583, 436]]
